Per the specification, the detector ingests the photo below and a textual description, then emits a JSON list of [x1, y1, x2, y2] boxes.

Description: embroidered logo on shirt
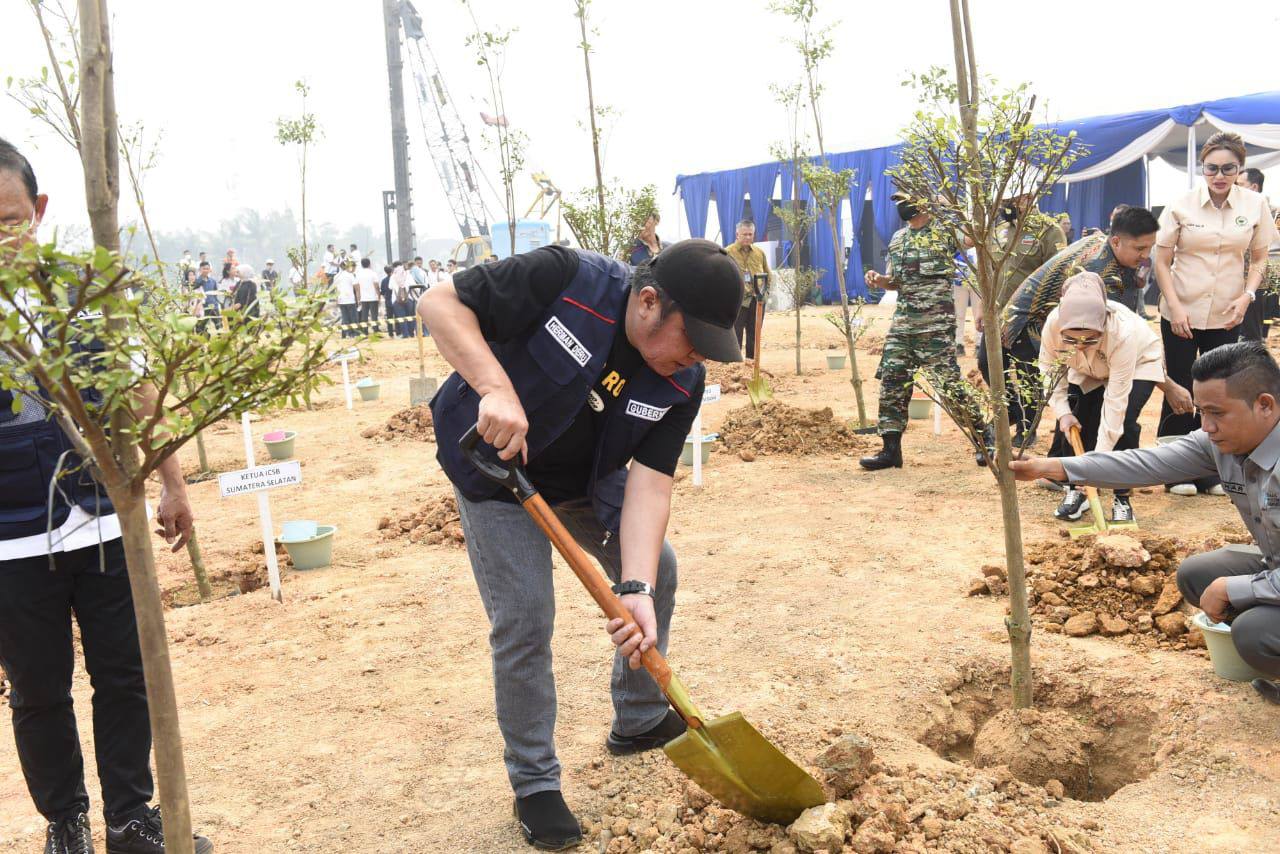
[[587, 390, 604, 412], [625, 400, 670, 422], [544, 316, 591, 366], [1235, 215, 1248, 227]]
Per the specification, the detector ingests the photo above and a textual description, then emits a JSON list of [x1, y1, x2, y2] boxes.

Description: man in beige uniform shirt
[[725, 220, 771, 362]]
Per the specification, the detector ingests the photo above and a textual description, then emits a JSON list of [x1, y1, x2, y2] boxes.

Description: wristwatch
[[611, 580, 656, 598]]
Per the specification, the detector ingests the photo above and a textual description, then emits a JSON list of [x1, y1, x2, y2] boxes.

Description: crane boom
[[398, 0, 492, 240]]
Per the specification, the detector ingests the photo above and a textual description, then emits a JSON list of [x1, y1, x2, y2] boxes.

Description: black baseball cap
[[647, 239, 744, 362]]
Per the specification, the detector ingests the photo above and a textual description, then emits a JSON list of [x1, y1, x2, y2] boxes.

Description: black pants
[[0, 538, 152, 823], [383, 294, 396, 335], [734, 299, 761, 361], [1060, 380, 1156, 497], [1241, 297, 1265, 342], [359, 301, 380, 336], [1160, 320, 1239, 490], [1178, 547, 1280, 677], [976, 327, 1041, 433], [339, 303, 359, 338]]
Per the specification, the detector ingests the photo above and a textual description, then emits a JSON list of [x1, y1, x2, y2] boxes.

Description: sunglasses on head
[[1201, 162, 1241, 176]]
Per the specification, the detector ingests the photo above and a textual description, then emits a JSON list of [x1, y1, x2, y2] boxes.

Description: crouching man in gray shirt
[[1011, 340, 1280, 705]]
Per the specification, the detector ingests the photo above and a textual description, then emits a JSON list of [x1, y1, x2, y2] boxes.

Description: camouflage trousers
[[876, 319, 976, 434]]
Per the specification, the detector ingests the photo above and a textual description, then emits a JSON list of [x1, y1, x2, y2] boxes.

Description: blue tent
[[675, 91, 1280, 303]]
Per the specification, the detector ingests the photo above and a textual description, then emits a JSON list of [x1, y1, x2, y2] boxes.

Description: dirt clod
[[719, 401, 872, 456], [705, 362, 783, 395], [815, 733, 876, 798], [380, 494, 465, 547], [973, 708, 1094, 793], [787, 803, 848, 852], [1064, 612, 1098, 637], [362, 405, 435, 442]]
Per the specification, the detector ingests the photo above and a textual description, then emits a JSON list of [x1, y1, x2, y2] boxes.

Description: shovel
[[747, 277, 773, 406], [409, 316, 437, 406], [459, 426, 825, 824], [1066, 425, 1137, 538]]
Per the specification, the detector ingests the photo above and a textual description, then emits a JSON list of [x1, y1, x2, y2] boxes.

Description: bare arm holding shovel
[[606, 462, 673, 669], [419, 282, 529, 461]]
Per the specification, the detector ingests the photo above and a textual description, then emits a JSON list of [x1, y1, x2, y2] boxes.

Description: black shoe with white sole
[[46, 813, 93, 854], [106, 806, 213, 854], [1054, 489, 1088, 521], [1112, 495, 1136, 523], [513, 791, 582, 850]]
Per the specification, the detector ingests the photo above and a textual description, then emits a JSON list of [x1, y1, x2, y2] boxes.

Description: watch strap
[[611, 580, 656, 598]]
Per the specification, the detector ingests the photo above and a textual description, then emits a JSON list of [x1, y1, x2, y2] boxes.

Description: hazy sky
[[3, 0, 1279, 255]]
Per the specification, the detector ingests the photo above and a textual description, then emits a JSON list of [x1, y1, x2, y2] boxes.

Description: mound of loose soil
[[719, 401, 874, 456], [379, 494, 464, 546], [571, 737, 1102, 853], [360, 405, 435, 442], [973, 708, 1095, 793], [703, 361, 782, 395], [972, 527, 1253, 651]]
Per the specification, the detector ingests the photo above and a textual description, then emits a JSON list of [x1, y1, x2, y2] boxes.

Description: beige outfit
[[1040, 303, 1165, 453], [1156, 184, 1279, 329]]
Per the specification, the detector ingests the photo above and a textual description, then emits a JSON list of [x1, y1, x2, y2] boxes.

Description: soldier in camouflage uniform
[[860, 195, 980, 470]]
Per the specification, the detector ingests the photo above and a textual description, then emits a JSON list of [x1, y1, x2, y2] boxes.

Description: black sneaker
[[513, 791, 582, 850], [106, 807, 213, 854], [605, 708, 687, 756], [1252, 678, 1280, 706], [1054, 489, 1088, 521], [1112, 495, 1136, 523], [46, 813, 93, 854]]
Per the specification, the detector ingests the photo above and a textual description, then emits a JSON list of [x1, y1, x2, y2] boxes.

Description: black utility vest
[[432, 250, 702, 533]]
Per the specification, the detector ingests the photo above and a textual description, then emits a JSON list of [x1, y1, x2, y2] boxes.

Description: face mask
[[896, 201, 920, 221]]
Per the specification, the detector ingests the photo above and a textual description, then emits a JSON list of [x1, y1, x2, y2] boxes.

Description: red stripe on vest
[[664, 375, 690, 397], [561, 296, 616, 325]]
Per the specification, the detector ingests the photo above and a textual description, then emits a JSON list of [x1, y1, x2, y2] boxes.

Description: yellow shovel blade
[[747, 378, 773, 406], [663, 712, 826, 825]]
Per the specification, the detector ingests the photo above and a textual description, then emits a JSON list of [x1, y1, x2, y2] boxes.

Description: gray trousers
[[454, 490, 677, 797], [1177, 546, 1280, 677]]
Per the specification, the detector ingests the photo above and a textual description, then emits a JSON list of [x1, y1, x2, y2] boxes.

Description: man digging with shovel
[[421, 240, 744, 850], [1011, 341, 1280, 707]]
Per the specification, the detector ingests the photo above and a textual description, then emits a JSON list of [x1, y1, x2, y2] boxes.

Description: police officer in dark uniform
[[420, 239, 744, 850], [0, 138, 212, 854]]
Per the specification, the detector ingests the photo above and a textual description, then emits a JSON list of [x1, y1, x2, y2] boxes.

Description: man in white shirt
[[322, 244, 339, 284], [348, 243, 362, 269], [355, 257, 381, 335], [333, 261, 359, 337], [0, 137, 212, 853]]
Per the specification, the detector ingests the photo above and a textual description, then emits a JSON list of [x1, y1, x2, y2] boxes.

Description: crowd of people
[[856, 131, 1280, 533], [6, 119, 1280, 851]]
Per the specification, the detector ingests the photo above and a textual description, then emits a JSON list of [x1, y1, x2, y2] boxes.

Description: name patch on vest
[[625, 400, 670, 422], [1221, 480, 1246, 495], [544, 316, 592, 366]]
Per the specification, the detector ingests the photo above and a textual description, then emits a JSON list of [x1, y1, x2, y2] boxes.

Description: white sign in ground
[[689, 384, 722, 487], [329, 348, 360, 410], [218, 461, 303, 498]]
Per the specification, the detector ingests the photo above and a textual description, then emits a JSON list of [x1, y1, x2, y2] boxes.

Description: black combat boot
[[859, 431, 903, 470]]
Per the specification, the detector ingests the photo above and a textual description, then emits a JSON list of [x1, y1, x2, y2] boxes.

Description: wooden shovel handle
[[521, 492, 674, 691], [753, 300, 764, 372], [416, 316, 426, 376], [457, 426, 673, 691], [1067, 425, 1086, 457]]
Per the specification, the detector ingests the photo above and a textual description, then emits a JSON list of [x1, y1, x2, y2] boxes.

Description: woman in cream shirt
[[1040, 272, 1188, 525], [1154, 131, 1279, 495]]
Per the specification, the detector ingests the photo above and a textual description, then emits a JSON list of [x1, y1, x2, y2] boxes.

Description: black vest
[[432, 250, 703, 532], [0, 384, 114, 540]]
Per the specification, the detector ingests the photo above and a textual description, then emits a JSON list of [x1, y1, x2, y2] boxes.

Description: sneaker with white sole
[[1205, 484, 1227, 496], [1054, 489, 1088, 521], [1112, 495, 1136, 523], [1168, 483, 1198, 496]]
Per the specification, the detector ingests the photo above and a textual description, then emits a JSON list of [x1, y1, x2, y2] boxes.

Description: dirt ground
[[2, 304, 1278, 853]]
